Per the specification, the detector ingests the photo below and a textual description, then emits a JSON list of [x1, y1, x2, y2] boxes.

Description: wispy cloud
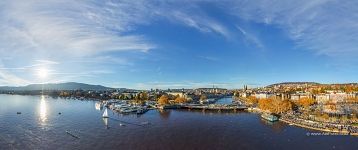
[[134, 81, 243, 89], [229, 0, 358, 58], [198, 56, 219, 62], [0, 70, 30, 86], [1, 0, 357, 86], [0, 0, 155, 57], [0, 0, 156, 85], [169, 11, 231, 39], [236, 25, 264, 49]]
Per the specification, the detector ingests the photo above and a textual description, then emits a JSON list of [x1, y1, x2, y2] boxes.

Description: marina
[[97, 98, 247, 116]]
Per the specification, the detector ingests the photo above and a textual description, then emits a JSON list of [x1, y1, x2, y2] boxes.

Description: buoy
[[58, 112, 62, 115]]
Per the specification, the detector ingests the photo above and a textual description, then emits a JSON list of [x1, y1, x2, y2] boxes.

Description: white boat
[[136, 108, 148, 114], [261, 113, 279, 122], [120, 108, 137, 113], [95, 102, 102, 110], [102, 108, 109, 118]]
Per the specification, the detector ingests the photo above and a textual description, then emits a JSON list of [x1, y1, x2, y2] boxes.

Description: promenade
[[280, 115, 358, 136]]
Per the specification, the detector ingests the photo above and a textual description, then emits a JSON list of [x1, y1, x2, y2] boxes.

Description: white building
[[253, 93, 274, 99], [316, 92, 355, 104], [290, 93, 310, 101], [316, 94, 330, 104], [167, 92, 187, 98]]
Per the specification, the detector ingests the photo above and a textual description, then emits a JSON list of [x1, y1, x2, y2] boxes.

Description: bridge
[[179, 104, 247, 111]]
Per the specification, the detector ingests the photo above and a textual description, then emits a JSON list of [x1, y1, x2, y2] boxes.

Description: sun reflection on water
[[39, 95, 47, 123]]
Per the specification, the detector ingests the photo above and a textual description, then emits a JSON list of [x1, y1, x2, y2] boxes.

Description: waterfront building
[[316, 94, 330, 104], [167, 91, 187, 98], [290, 93, 311, 101], [241, 92, 249, 98], [253, 93, 274, 99], [316, 92, 355, 104]]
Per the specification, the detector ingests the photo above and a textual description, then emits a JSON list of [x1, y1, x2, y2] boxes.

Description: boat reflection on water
[[259, 118, 287, 133], [102, 118, 109, 129], [158, 109, 171, 119]]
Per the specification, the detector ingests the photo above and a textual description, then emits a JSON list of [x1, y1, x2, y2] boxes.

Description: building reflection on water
[[39, 95, 47, 124]]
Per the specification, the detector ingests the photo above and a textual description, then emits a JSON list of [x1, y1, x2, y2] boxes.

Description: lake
[[0, 95, 357, 150]]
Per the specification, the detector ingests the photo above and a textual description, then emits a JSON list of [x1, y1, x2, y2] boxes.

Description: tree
[[259, 98, 293, 114], [119, 94, 125, 100], [321, 113, 330, 120], [247, 96, 258, 106], [135, 94, 141, 101], [158, 95, 169, 105], [200, 94, 207, 101], [175, 97, 187, 104], [298, 97, 315, 109], [344, 85, 354, 93], [278, 99, 293, 114], [233, 91, 240, 97], [141, 92, 149, 101], [347, 97, 358, 103], [258, 98, 272, 112]]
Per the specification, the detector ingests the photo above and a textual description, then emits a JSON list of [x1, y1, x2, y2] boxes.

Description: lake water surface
[[0, 95, 357, 150]]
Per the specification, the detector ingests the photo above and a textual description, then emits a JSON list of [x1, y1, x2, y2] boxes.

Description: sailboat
[[102, 108, 109, 118]]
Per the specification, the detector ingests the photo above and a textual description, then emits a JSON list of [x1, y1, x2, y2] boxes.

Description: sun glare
[[37, 68, 49, 78]]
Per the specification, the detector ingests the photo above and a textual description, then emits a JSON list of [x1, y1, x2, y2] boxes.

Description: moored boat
[[95, 102, 103, 110], [261, 113, 279, 122]]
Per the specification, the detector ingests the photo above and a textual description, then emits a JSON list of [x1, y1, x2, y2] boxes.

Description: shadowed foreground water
[[0, 95, 357, 150]]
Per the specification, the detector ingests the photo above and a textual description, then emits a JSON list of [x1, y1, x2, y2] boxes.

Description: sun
[[37, 68, 49, 78]]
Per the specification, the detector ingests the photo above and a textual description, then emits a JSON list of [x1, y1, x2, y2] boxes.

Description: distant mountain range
[[266, 82, 358, 88], [266, 82, 320, 87], [0, 82, 113, 91]]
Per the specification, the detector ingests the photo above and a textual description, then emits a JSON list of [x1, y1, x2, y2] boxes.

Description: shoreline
[[3, 93, 357, 136], [279, 118, 357, 136]]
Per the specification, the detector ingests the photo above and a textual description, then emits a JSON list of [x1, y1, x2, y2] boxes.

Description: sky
[[0, 0, 358, 89]]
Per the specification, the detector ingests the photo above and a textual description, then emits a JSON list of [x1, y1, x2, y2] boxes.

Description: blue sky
[[0, 0, 358, 89]]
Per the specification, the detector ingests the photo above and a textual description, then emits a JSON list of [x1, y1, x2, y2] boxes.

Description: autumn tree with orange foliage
[[246, 96, 258, 106], [278, 99, 294, 113], [258, 98, 272, 111], [259, 98, 293, 114], [297, 97, 315, 109], [158, 95, 169, 105], [347, 97, 358, 103], [175, 97, 187, 104]]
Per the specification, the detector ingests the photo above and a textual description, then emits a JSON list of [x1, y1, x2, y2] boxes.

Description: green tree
[[141, 92, 149, 101]]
